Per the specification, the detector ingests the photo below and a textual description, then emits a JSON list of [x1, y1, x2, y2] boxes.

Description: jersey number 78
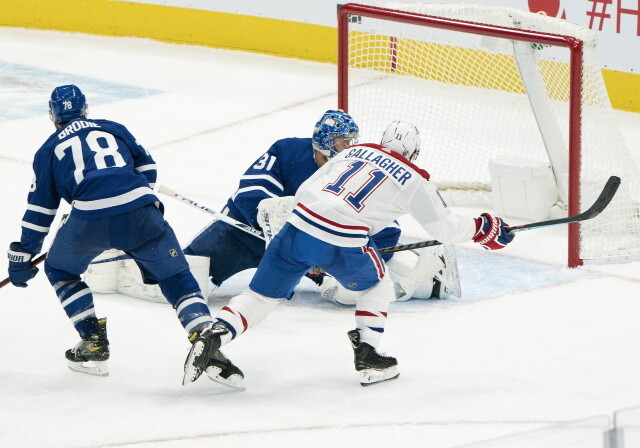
[[54, 131, 126, 184]]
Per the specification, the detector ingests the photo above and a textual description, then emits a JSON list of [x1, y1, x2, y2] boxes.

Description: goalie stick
[[160, 175, 620, 256], [157, 184, 265, 241]]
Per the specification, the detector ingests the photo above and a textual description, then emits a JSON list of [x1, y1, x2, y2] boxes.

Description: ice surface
[[1, 27, 640, 448]]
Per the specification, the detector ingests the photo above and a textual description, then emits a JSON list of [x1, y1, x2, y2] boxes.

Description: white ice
[[1, 28, 640, 448]]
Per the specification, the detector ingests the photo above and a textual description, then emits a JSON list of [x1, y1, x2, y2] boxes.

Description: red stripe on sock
[[240, 313, 248, 332], [355, 310, 378, 317]]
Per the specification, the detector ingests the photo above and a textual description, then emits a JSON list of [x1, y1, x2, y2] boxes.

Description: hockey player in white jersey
[[256, 121, 461, 304], [183, 120, 515, 388]]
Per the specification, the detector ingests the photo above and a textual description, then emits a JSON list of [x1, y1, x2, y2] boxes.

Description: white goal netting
[[340, 2, 640, 265]]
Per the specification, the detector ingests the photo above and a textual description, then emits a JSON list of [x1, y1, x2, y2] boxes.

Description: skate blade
[[67, 360, 109, 377], [182, 340, 205, 385], [206, 366, 246, 391], [359, 366, 399, 387]]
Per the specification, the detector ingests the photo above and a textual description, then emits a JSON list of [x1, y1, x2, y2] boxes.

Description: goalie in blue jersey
[[6, 85, 219, 380]]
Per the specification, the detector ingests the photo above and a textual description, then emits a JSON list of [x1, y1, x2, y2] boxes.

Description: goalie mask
[[49, 84, 88, 124], [312, 110, 359, 158], [381, 120, 421, 161]]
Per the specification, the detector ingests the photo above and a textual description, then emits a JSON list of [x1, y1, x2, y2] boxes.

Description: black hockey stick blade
[[504, 175, 621, 233]]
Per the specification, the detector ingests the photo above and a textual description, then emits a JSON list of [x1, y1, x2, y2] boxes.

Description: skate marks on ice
[[208, 249, 591, 312], [0, 60, 162, 122]]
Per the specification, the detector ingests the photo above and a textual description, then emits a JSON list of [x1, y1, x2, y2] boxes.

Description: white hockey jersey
[[289, 143, 476, 248]]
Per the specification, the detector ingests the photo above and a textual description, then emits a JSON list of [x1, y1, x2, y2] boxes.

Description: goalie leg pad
[[433, 245, 462, 299], [83, 249, 124, 294], [116, 258, 164, 302], [320, 275, 362, 305], [386, 245, 462, 300], [388, 247, 444, 301], [116, 255, 210, 303]]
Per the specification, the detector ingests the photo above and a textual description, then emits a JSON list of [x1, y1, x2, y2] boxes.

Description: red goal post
[[337, 2, 640, 267]]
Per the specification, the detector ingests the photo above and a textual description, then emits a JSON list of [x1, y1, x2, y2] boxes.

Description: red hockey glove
[[473, 213, 515, 250]]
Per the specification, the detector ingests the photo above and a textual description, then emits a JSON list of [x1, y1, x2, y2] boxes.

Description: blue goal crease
[[0, 60, 163, 122], [282, 248, 591, 311]]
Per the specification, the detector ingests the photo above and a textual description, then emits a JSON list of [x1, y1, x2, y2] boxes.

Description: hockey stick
[[504, 175, 620, 232], [157, 184, 266, 241], [379, 176, 621, 254]]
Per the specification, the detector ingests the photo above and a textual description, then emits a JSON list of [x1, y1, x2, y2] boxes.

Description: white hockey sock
[[215, 289, 282, 344], [354, 275, 394, 348]]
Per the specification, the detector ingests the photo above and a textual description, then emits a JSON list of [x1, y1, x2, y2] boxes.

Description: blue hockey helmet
[[49, 84, 88, 124], [312, 110, 359, 158]]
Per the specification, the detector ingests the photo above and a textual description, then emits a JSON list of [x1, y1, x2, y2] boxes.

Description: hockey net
[[338, 2, 640, 267]]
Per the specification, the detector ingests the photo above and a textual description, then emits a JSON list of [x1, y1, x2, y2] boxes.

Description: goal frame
[[337, 3, 586, 267]]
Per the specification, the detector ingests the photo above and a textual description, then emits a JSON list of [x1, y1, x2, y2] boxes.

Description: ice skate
[[347, 330, 399, 386], [65, 318, 110, 377], [206, 348, 245, 391], [183, 321, 228, 385]]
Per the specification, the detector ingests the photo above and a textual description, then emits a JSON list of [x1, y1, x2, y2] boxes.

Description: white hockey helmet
[[381, 120, 421, 161]]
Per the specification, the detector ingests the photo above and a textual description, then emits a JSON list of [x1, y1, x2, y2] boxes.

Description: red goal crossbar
[[337, 3, 585, 267]]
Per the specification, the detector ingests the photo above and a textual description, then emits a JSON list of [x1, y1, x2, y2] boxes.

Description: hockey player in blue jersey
[[6, 85, 226, 381], [183, 110, 401, 288]]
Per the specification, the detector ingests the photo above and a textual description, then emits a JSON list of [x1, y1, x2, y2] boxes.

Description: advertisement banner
[[118, 0, 639, 73]]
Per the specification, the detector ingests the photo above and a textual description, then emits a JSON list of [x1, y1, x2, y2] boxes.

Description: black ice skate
[[347, 329, 399, 387], [65, 317, 110, 376], [183, 321, 241, 387], [206, 348, 245, 391]]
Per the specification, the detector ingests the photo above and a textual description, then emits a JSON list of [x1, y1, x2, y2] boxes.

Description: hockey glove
[[473, 213, 514, 250], [7, 242, 39, 287]]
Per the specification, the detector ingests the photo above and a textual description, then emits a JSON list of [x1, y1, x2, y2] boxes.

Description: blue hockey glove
[[7, 242, 39, 287]]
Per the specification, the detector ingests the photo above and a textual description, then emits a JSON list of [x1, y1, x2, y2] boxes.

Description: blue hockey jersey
[[224, 137, 318, 229], [20, 118, 158, 254]]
